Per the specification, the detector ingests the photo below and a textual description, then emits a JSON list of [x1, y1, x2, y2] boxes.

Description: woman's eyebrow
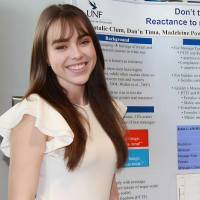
[[51, 38, 69, 46], [51, 33, 90, 46], [78, 33, 90, 40]]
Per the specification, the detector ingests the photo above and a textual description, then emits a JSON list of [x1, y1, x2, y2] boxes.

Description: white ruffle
[[0, 94, 74, 157]]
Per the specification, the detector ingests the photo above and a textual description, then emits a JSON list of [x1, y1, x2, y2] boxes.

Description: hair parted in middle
[[23, 4, 128, 171]]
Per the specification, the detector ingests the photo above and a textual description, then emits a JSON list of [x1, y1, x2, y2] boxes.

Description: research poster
[[75, 1, 200, 200]]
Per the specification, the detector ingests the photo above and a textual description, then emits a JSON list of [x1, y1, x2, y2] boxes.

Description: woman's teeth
[[68, 63, 86, 70]]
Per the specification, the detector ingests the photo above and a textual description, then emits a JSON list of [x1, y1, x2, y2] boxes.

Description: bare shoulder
[[14, 114, 37, 128], [20, 114, 36, 122]]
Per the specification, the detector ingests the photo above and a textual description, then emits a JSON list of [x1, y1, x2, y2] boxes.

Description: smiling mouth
[[67, 63, 87, 70]]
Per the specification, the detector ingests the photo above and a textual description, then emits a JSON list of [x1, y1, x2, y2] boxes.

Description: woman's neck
[[65, 85, 87, 106], [58, 77, 88, 106]]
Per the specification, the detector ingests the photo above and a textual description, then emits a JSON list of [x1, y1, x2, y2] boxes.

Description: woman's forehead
[[47, 21, 71, 43], [46, 19, 88, 44]]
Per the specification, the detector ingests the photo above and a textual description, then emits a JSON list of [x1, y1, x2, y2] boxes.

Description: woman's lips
[[66, 62, 88, 73]]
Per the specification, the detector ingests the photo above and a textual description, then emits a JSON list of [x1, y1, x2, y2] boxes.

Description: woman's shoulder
[[112, 98, 127, 118], [0, 93, 74, 157]]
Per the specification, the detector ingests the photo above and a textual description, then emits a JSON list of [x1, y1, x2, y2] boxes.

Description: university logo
[[88, 1, 97, 9], [87, 1, 103, 18]]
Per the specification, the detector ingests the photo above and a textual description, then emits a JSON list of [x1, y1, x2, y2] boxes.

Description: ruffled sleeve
[[0, 94, 74, 157], [113, 99, 127, 118]]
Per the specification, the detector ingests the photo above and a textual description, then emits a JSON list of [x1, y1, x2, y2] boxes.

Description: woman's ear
[[46, 58, 50, 66]]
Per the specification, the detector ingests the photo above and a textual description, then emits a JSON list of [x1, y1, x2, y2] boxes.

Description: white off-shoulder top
[[0, 94, 127, 200]]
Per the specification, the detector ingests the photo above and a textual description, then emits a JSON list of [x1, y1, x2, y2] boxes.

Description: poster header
[[77, 0, 200, 37]]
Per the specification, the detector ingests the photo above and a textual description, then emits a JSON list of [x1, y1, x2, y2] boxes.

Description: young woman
[[0, 4, 128, 200]]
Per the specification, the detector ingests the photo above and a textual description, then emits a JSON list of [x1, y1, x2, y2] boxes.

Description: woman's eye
[[57, 46, 66, 50], [81, 40, 89, 45]]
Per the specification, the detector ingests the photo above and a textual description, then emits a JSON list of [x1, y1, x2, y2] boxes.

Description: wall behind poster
[[75, 1, 200, 200]]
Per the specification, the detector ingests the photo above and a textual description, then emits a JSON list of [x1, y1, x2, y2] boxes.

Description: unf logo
[[87, 1, 103, 18]]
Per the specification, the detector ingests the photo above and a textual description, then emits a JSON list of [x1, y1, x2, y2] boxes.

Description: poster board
[[75, 1, 200, 199]]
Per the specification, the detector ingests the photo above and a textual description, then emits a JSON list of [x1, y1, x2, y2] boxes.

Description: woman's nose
[[69, 45, 83, 60]]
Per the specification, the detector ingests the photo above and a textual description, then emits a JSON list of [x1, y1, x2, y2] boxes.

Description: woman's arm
[[110, 175, 119, 200], [8, 114, 46, 200]]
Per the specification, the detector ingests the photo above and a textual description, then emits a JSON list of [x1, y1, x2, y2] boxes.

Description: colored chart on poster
[[126, 129, 149, 147], [177, 174, 200, 200], [124, 149, 149, 167], [177, 125, 200, 170]]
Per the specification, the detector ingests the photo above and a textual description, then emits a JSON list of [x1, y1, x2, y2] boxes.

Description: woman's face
[[46, 21, 97, 91]]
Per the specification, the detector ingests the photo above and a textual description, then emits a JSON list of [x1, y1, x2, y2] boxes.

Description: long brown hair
[[23, 4, 128, 171]]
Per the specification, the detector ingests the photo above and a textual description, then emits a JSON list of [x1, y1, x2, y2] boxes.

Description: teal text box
[[123, 149, 149, 167]]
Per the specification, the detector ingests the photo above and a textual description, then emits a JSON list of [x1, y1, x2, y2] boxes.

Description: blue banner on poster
[[183, 39, 200, 46], [97, 34, 152, 44], [127, 106, 154, 113]]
